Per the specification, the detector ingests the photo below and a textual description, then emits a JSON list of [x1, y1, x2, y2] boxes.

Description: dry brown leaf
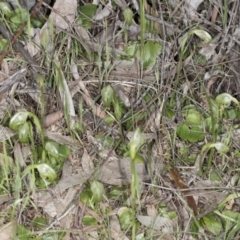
[[44, 110, 63, 128], [0, 125, 15, 141], [110, 215, 129, 240], [169, 165, 198, 215], [146, 204, 158, 217], [54, 160, 93, 193], [185, 0, 204, 19], [13, 142, 26, 169], [94, 2, 112, 21], [87, 132, 149, 185], [0, 153, 14, 169], [114, 0, 128, 10], [137, 215, 176, 233], [82, 148, 94, 172], [26, 0, 77, 56], [44, 131, 78, 146], [0, 60, 9, 82], [0, 194, 11, 205], [50, 0, 77, 29], [0, 223, 13, 240], [211, 5, 219, 23], [71, 63, 106, 119], [95, 24, 115, 44], [112, 84, 131, 108], [199, 43, 217, 61], [98, 155, 149, 185]]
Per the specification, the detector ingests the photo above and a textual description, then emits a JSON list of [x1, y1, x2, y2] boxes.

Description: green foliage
[[10, 8, 29, 25], [17, 224, 33, 240], [78, 4, 97, 30], [0, 2, 12, 17], [9, 111, 29, 132], [181, 27, 212, 54], [107, 185, 128, 200], [176, 105, 205, 142], [177, 123, 205, 142], [91, 180, 105, 202], [31, 217, 48, 230], [179, 147, 197, 164], [124, 41, 138, 58], [209, 170, 221, 181], [36, 163, 57, 182], [80, 187, 94, 207], [123, 8, 133, 26], [139, 40, 162, 70], [101, 85, 126, 122], [80, 181, 105, 209], [202, 214, 222, 235], [82, 215, 98, 226], [128, 128, 145, 160], [7, 111, 70, 189], [0, 38, 9, 51], [118, 207, 133, 230], [101, 85, 115, 108], [216, 93, 239, 108], [0, 1, 45, 34], [221, 210, 240, 240]]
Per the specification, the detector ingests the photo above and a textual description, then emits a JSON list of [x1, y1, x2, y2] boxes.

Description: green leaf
[[79, 187, 93, 207], [108, 186, 127, 199], [209, 171, 221, 181], [82, 215, 98, 226], [95, 134, 114, 148], [58, 145, 70, 159], [208, 98, 219, 116], [185, 109, 202, 125], [31, 16, 44, 28], [124, 41, 137, 57], [141, 40, 162, 70], [9, 111, 28, 131], [0, 38, 9, 51], [17, 224, 33, 240], [10, 8, 29, 25], [190, 219, 202, 238], [202, 214, 222, 235], [129, 127, 145, 159], [31, 217, 48, 230], [204, 116, 219, 133], [0, 2, 12, 17], [224, 108, 239, 119], [41, 232, 65, 240], [101, 85, 115, 108], [118, 207, 133, 230], [113, 99, 125, 121], [222, 210, 240, 221], [226, 216, 240, 240], [177, 124, 205, 142], [134, 154, 145, 163], [36, 163, 57, 182], [123, 8, 133, 26], [18, 121, 31, 144], [45, 141, 60, 159], [78, 4, 97, 30], [90, 180, 104, 202]]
